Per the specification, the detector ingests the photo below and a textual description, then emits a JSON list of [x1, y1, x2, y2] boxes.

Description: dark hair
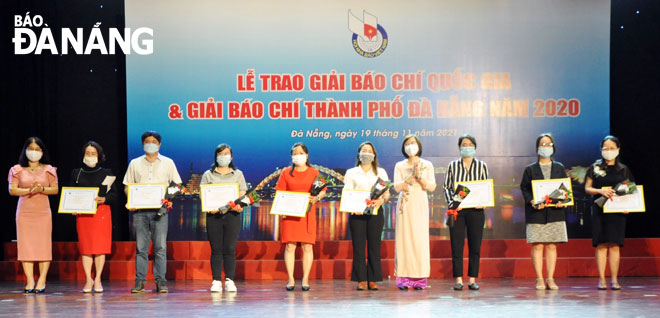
[[289, 142, 310, 176], [401, 135, 422, 158], [535, 133, 556, 159], [82, 141, 106, 164], [18, 137, 51, 167], [355, 141, 380, 174], [141, 130, 162, 144], [211, 143, 235, 170], [599, 135, 623, 170], [458, 134, 477, 149]]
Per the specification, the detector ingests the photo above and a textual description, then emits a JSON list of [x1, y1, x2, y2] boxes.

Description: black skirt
[[591, 204, 626, 247]]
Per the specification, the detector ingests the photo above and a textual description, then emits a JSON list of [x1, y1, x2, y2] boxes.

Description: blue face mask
[[143, 143, 159, 155], [537, 147, 554, 158], [216, 155, 232, 167], [460, 146, 475, 158]]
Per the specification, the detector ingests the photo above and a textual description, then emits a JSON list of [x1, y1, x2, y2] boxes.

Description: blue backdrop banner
[[126, 0, 610, 240]]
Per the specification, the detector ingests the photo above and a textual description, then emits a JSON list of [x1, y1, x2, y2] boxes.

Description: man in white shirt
[[123, 131, 182, 293]]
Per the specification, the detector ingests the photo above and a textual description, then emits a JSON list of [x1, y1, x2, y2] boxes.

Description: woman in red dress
[[69, 141, 116, 293], [275, 142, 326, 291]]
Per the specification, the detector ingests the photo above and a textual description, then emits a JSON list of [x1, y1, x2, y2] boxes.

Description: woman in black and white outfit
[[443, 134, 489, 291], [344, 141, 390, 291]]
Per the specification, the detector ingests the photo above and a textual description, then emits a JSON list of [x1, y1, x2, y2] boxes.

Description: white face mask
[[602, 149, 619, 161], [292, 154, 307, 166], [216, 155, 231, 167], [143, 143, 159, 155], [359, 152, 375, 164], [404, 143, 419, 157], [25, 150, 43, 162], [83, 156, 98, 168]]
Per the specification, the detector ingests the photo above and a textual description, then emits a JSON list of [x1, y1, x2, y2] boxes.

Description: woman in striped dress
[[520, 133, 568, 290], [443, 134, 489, 291]]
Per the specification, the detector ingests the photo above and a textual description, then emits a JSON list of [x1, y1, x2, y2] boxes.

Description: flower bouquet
[[158, 182, 184, 216], [306, 174, 333, 213], [594, 179, 636, 208], [534, 183, 572, 208], [445, 184, 471, 227], [218, 189, 261, 214], [363, 178, 393, 215]]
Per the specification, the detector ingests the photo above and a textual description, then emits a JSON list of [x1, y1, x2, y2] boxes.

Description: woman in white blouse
[[343, 142, 390, 291]]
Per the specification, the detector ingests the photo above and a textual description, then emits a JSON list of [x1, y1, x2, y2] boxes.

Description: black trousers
[[449, 208, 485, 278], [206, 212, 241, 280], [349, 208, 384, 282]]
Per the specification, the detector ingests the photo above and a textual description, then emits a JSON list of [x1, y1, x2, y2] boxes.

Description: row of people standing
[[8, 132, 633, 293]]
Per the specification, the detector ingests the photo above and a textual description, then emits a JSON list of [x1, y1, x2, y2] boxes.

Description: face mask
[[359, 152, 375, 164], [216, 155, 231, 167], [602, 149, 619, 161], [143, 143, 159, 155], [460, 146, 475, 158], [83, 156, 98, 168], [292, 154, 307, 166], [404, 144, 419, 157], [25, 150, 43, 162], [537, 147, 554, 158]]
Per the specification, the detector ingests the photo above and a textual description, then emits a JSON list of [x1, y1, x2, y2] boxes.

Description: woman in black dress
[[585, 135, 634, 290]]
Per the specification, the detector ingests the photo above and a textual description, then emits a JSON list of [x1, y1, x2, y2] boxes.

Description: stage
[[1, 278, 658, 317]]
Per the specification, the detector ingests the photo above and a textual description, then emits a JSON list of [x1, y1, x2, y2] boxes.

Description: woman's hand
[[309, 195, 320, 205], [370, 198, 385, 213], [600, 188, 615, 198], [231, 205, 244, 212], [555, 201, 564, 208], [367, 198, 384, 207], [29, 183, 43, 194], [533, 200, 546, 210], [95, 197, 106, 204]]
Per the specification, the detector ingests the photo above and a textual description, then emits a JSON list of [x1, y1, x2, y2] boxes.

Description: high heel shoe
[[610, 282, 622, 290], [286, 280, 295, 291], [597, 281, 607, 290], [35, 288, 46, 294], [535, 278, 546, 290], [301, 281, 310, 291], [24, 288, 35, 294], [545, 278, 559, 290]]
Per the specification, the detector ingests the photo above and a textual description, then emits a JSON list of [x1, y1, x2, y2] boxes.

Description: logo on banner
[[348, 10, 388, 58]]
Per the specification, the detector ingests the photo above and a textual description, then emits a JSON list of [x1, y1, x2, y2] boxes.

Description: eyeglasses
[[539, 143, 554, 147]]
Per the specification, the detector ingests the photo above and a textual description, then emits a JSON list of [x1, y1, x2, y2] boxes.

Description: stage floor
[[1, 278, 658, 317]]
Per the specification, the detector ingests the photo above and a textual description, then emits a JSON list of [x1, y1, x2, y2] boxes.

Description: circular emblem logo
[[351, 24, 388, 58]]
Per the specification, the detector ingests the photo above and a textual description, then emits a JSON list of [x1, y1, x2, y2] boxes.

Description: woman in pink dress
[[8, 137, 59, 293]]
